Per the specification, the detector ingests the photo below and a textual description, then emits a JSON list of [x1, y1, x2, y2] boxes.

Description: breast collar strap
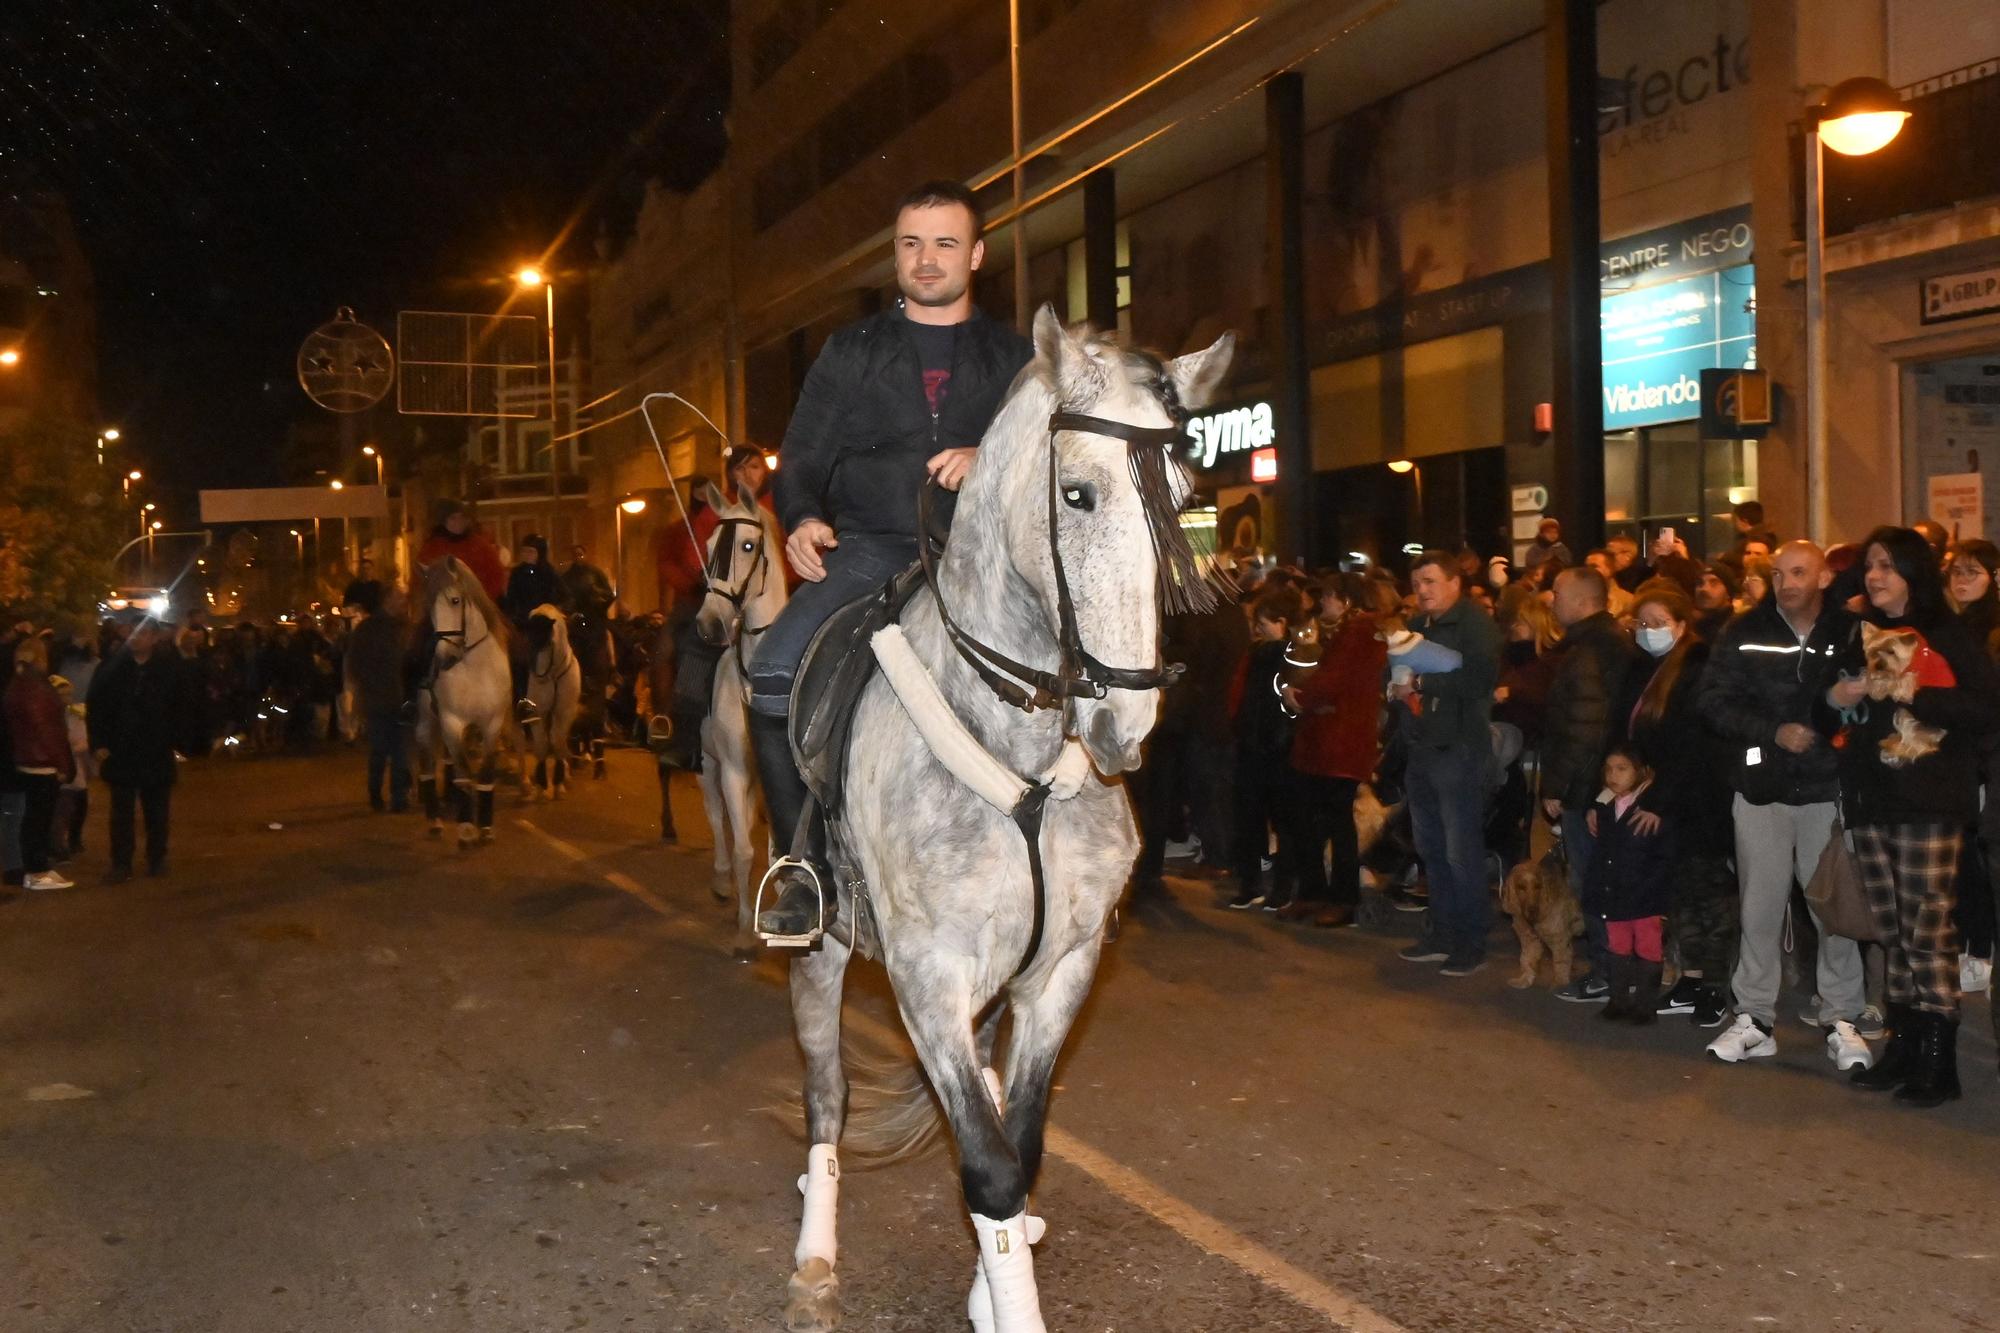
[[918, 410, 1188, 715]]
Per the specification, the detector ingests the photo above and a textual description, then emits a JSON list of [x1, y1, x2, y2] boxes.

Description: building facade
[[584, 0, 2000, 596]]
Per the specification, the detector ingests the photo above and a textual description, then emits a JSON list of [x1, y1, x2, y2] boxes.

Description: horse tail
[[828, 1040, 945, 1167]]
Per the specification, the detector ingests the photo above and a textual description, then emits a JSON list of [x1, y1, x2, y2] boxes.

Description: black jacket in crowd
[[1627, 639, 1735, 858], [1813, 606, 2000, 828], [1698, 596, 1851, 807], [86, 648, 201, 789], [1539, 610, 1642, 810], [773, 301, 1034, 541], [345, 613, 409, 719], [1233, 640, 1296, 762], [504, 561, 568, 626], [1584, 784, 1675, 922]]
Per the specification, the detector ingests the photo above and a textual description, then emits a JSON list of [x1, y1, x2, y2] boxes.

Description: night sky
[[0, 1, 729, 500]]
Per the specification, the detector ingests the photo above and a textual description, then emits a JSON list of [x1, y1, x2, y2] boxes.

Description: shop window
[[1600, 423, 1756, 558]]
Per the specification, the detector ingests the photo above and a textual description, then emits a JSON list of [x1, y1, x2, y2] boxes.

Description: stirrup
[[754, 856, 828, 948]]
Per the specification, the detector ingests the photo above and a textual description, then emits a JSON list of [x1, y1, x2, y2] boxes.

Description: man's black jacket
[[1540, 610, 1642, 810], [1697, 596, 1851, 806], [773, 301, 1034, 540]]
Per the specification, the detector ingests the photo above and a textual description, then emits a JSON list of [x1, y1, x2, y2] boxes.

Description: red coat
[[1288, 613, 1388, 781], [417, 528, 508, 602], [656, 491, 790, 612], [5, 673, 76, 780]]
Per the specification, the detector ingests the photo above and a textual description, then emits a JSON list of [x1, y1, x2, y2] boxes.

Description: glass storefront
[[1603, 425, 1758, 559]]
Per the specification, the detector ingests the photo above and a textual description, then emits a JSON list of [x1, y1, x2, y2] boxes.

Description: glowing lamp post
[[615, 494, 647, 599], [1804, 77, 1911, 541]]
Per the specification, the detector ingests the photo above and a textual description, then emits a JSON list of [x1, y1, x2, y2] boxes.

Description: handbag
[[1804, 817, 1887, 942]]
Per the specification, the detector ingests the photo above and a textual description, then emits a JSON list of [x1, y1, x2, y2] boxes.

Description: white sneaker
[[1961, 954, 1993, 995], [1826, 1020, 1873, 1071], [1163, 835, 1201, 861], [24, 871, 75, 892], [1707, 1013, 1777, 1063]]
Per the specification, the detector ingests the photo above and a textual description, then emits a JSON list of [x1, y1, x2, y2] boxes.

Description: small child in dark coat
[[1584, 744, 1675, 1022]]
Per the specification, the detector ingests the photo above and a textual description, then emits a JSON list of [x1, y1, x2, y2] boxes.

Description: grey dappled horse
[[780, 307, 1232, 1332], [521, 604, 582, 799], [694, 482, 789, 941]]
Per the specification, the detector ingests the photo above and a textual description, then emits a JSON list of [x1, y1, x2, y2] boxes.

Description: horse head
[[981, 306, 1233, 774], [695, 482, 776, 647], [426, 556, 498, 664], [525, 603, 563, 659]]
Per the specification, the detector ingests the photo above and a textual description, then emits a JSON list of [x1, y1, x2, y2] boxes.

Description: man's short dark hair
[[1410, 549, 1462, 581], [1560, 564, 1609, 607], [896, 179, 983, 239], [1733, 499, 1765, 527]]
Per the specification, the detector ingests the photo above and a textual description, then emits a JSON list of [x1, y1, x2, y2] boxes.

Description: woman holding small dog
[[1819, 526, 2000, 1106]]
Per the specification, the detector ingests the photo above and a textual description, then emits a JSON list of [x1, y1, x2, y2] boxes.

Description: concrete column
[[1265, 71, 1315, 566], [1544, 0, 1605, 551], [1083, 168, 1119, 330]]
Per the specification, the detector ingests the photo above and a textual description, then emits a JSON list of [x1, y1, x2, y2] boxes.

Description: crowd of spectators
[[1132, 502, 1999, 1110]]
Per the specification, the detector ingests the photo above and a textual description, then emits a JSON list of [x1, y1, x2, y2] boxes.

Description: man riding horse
[[752, 179, 1033, 943]]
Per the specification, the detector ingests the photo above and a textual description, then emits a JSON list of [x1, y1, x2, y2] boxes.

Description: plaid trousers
[[1851, 822, 1963, 1018]]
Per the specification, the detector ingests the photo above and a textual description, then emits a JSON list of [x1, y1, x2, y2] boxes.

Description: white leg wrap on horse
[[970, 1212, 1046, 1333], [872, 626, 1029, 813], [793, 1143, 840, 1269]]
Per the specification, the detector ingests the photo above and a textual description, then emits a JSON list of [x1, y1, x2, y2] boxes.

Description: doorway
[[1904, 352, 2000, 541]]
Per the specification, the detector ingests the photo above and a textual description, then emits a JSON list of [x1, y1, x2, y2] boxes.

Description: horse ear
[[1032, 303, 1100, 404], [1168, 331, 1235, 410], [698, 480, 727, 514], [1031, 304, 1068, 370]]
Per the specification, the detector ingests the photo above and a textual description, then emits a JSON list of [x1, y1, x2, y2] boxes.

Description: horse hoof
[[552, 784, 566, 801], [731, 946, 758, 965], [783, 1259, 840, 1331], [457, 823, 478, 847], [710, 874, 732, 903], [427, 821, 443, 838], [479, 826, 495, 843]]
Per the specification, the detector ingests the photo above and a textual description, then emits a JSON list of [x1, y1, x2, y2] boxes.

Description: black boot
[[1894, 1011, 1963, 1107], [749, 710, 833, 940], [1600, 956, 1635, 1022], [1852, 1002, 1916, 1091], [1624, 961, 1662, 1026]]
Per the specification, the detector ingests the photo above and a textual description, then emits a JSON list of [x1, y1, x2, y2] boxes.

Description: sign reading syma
[[1601, 264, 1755, 429]]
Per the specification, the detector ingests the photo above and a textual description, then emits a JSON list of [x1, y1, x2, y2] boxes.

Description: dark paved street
[[4, 747, 1997, 1332]]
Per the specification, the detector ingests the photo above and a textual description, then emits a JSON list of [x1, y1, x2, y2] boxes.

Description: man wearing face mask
[[1697, 540, 1866, 1065], [749, 180, 1033, 943]]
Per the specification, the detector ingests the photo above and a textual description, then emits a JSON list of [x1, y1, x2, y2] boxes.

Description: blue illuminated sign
[[1600, 264, 1756, 429]]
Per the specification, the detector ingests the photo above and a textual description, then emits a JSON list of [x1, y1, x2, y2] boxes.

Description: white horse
[[693, 482, 788, 940], [415, 556, 517, 847], [778, 308, 1232, 1332], [521, 603, 582, 799]]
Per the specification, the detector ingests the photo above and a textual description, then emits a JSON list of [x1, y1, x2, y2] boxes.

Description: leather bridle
[[431, 581, 490, 670], [919, 408, 1192, 716], [705, 514, 774, 678]]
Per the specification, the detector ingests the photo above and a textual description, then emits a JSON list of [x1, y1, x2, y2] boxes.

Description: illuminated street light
[[619, 495, 647, 515], [1386, 459, 1414, 474], [514, 267, 545, 288], [513, 264, 559, 436], [128, 469, 143, 481], [614, 494, 648, 600], [1803, 77, 1911, 538], [103, 427, 121, 441], [0, 349, 19, 367], [330, 479, 344, 491], [361, 443, 383, 485]]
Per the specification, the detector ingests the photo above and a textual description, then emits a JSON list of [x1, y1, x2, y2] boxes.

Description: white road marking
[[521, 815, 1408, 1333]]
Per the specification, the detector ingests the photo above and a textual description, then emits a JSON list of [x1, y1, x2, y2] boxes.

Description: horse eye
[[1061, 482, 1096, 512], [742, 540, 755, 553]]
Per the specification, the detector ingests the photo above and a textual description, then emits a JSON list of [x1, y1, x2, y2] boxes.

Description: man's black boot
[[750, 710, 833, 940], [1894, 1011, 1962, 1107], [1852, 1002, 1916, 1091]]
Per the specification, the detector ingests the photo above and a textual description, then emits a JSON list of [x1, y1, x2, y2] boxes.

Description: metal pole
[[547, 281, 560, 502], [1009, 0, 1030, 332], [1544, 0, 1605, 551], [1805, 126, 1829, 544], [1083, 168, 1118, 327], [614, 506, 625, 601]]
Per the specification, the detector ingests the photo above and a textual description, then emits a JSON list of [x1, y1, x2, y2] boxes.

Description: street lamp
[[124, 468, 142, 496], [0, 348, 18, 367], [615, 494, 647, 600], [1804, 76, 1911, 541], [516, 266, 560, 452], [98, 426, 120, 466], [139, 502, 157, 538], [361, 443, 383, 486]]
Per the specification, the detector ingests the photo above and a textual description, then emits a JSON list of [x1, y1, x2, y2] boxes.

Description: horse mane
[[426, 556, 515, 650]]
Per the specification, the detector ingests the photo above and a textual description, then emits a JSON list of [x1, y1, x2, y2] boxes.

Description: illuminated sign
[[1186, 400, 1275, 470], [1249, 447, 1278, 483], [1600, 263, 1755, 429]]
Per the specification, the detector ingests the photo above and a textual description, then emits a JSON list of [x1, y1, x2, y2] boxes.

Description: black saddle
[[788, 561, 928, 816]]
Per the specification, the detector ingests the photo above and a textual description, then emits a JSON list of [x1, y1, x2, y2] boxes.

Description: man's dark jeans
[[1406, 742, 1491, 956], [748, 536, 917, 719], [109, 783, 171, 874], [366, 713, 411, 809]]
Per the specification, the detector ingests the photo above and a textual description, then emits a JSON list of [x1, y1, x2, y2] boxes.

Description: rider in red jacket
[[416, 502, 507, 602]]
